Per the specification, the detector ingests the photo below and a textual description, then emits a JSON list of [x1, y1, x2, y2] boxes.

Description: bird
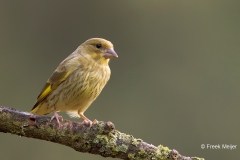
[[30, 38, 118, 126]]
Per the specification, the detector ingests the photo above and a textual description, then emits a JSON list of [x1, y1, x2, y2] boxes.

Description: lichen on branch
[[0, 106, 204, 160]]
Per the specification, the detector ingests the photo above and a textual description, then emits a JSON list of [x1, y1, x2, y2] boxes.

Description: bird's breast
[[60, 64, 111, 109]]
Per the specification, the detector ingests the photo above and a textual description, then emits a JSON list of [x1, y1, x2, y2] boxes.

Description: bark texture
[[0, 106, 204, 160]]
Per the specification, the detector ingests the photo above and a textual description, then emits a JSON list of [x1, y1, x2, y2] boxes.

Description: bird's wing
[[31, 70, 73, 111], [31, 53, 80, 111]]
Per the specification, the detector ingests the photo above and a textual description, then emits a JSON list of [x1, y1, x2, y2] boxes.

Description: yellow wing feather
[[37, 83, 52, 103], [31, 70, 72, 112], [31, 53, 81, 113]]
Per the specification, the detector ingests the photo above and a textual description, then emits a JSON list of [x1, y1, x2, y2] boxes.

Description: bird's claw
[[50, 111, 63, 127], [82, 119, 98, 127], [92, 119, 98, 124]]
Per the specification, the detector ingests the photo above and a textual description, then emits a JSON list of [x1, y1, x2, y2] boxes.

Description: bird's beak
[[103, 48, 118, 59]]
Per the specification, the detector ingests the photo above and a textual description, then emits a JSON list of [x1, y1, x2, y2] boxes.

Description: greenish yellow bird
[[31, 38, 118, 126]]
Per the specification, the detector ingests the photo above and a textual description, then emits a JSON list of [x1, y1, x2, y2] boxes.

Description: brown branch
[[0, 106, 204, 160]]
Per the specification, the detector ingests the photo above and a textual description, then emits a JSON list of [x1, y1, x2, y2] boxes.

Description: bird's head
[[80, 38, 118, 65]]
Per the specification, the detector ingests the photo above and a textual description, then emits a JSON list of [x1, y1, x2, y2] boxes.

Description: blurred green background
[[0, 1, 239, 160]]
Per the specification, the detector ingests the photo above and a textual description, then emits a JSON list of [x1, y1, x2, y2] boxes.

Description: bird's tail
[[30, 103, 53, 115]]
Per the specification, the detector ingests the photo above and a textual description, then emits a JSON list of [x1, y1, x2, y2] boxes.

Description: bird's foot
[[50, 111, 63, 127], [82, 119, 93, 127], [92, 119, 98, 124], [81, 119, 98, 127], [79, 113, 98, 127]]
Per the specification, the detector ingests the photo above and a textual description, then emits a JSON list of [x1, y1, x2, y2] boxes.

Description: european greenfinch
[[30, 38, 118, 126]]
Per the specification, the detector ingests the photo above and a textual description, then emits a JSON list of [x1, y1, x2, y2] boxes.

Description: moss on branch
[[0, 106, 204, 160]]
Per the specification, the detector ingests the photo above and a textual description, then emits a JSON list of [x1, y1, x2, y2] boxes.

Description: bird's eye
[[96, 44, 102, 48]]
